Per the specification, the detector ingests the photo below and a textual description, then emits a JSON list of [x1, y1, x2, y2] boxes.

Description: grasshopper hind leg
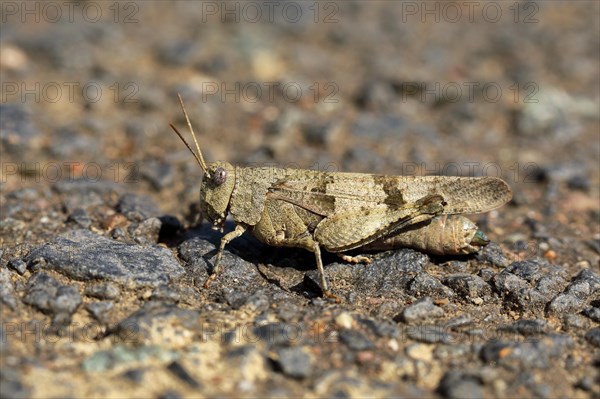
[[307, 240, 341, 302], [267, 232, 340, 301], [273, 233, 339, 301]]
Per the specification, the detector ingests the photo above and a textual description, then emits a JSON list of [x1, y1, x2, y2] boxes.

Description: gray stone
[[547, 293, 583, 315], [109, 302, 200, 345], [409, 272, 454, 298], [227, 289, 269, 311], [477, 268, 496, 283], [339, 329, 374, 351], [53, 179, 121, 197], [399, 297, 445, 324], [480, 335, 573, 370], [82, 344, 177, 372], [0, 268, 19, 311], [476, 242, 510, 267], [22, 272, 81, 315], [67, 207, 92, 228], [548, 269, 600, 314], [111, 227, 127, 240], [498, 319, 548, 336], [433, 344, 472, 361], [8, 259, 27, 275], [25, 230, 184, 288], [493, 259, 568, 311], [223, 345, 269, 389], [442, 274, 492, 301], [150, 285, 181, 303], [586, 238, 600, 254], [437, 371, 483, 399], [275, 346, 312, 378], [360, 318, 400, 338], [441, 261, 469, 274], [567, 269, 600, 297], [275, 301, 304, 323], [562, 314, 589, 331], [443, 315, 473, 330], [85, 282, 121, 300], [85, 301, 114, 323], [129, 217, 162, 245], [407, 325, 454, 344], [585, 327, 600, 348], [307, 249, 429, 298], [178, 237, 216, 263]]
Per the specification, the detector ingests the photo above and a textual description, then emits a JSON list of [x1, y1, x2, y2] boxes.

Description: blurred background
[[1, 2, 599, 398], [1, 0, 599, 251]]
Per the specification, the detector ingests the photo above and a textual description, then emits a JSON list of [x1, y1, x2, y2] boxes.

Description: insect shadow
[[182, 219, 340, 296]]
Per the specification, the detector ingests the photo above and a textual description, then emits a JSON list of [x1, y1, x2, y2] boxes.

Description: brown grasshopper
[[170, 95, 512, 298]]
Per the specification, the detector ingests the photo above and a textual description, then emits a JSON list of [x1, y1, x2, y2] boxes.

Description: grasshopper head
[[169, 94, 236, 232], [200, 161, 236, 231]]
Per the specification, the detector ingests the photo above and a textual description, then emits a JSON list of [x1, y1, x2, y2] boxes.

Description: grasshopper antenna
[[169, 93, 209, 176]]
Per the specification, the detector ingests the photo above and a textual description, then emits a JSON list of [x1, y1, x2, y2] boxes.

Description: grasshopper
[[170, 95, 512, 298]]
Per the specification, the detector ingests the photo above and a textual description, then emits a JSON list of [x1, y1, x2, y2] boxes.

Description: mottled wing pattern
[[267, 171, 408, 216], [269, 172, 511, 215]]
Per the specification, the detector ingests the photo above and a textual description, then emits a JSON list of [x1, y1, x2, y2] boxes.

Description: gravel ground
[[1, 2, 599, 398]]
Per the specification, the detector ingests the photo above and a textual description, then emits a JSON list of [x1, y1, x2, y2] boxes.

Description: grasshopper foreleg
[[204, 224, 246, 288]]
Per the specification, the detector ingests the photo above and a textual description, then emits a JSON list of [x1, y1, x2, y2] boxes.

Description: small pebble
[[399, 297, 445, 324], [406, 344, 434, 362], [85, 283, 121, 300], [85, 301, 114, 322], [584, 327, 600, 348], [129, 217, 162, 245], [275, 347, 312, 379], [67, 208, 92, 228], [0, 268, 19, 310], [335, 312, 354, 329], [437, 371, 483, 399], [339, 329, 374, 351], [8, 259, 27, 275]]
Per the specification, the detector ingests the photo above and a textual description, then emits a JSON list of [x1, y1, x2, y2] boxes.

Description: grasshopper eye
[[212, 167, 227, 186]]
